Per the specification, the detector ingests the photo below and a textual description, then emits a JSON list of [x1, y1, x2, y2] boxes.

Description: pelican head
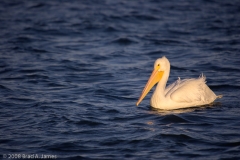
[[136, 56, 170, 106]]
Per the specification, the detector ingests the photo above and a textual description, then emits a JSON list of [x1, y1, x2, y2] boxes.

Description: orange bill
[[136, 68, 164, 106]]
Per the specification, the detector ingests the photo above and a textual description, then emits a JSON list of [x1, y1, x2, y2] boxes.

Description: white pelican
[[136, 56, 222, 110]]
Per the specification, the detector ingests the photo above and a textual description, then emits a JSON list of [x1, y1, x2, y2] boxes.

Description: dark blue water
[[0, 0, 240, 159]]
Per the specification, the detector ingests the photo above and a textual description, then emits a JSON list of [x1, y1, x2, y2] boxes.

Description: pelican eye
[[156, 64, 161, 71]]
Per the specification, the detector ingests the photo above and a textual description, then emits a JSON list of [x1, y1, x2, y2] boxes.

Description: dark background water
[[0, 0, 240, 159]]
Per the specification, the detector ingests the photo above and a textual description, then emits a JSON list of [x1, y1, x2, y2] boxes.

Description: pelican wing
[[165, 77, 183, 95], [170, 75, 213, 103]]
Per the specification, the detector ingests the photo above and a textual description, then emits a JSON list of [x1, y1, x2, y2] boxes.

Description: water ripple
[[0, 0, 239, 159]]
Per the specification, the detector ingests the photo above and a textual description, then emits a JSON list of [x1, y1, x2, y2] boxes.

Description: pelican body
[[136, 56, 221, 110]]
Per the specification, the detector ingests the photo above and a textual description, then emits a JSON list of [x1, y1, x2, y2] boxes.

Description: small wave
[[19, 69, 47, 74], [105, 109, 120, 114], [47, 142, 79, 152], [210, 84, 240, 90], [28, 47, 48, 53], [147, 50, 166, 56], [145, 38, 185, 46], [111, 38, 137, 45], [28, 3, 46, 9], [12, 36, 33, 43], [75, 119, 105, 127], [99, 138, 126, 146], [218, 141, 240, 147], [160, 114, 190, 123], [7, 97, 35, 102], [0, 68, 13, 74], [211, 65, 240, 72], [0, 84, 12, 91], [160, 133, 195, 141], [171, 65, 189, 71], [133, 14, 159, 21], [104, 26, 119, 32]]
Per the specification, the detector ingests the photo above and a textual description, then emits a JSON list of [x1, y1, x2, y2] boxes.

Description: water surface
[[0, 0, 240, 159]]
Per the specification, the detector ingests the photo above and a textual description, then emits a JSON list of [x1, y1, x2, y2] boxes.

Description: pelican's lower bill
[[136, 56, 222, 110]]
